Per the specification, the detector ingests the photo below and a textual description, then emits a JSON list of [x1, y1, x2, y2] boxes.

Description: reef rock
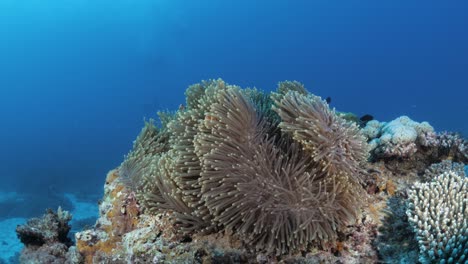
[[16, 207, 82, 264], [74, 169, 382, 264]]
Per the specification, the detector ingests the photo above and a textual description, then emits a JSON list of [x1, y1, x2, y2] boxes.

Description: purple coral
[[436, 132, 468, 162], [364, 116, 468, 162], [374, 142, 418, 159]]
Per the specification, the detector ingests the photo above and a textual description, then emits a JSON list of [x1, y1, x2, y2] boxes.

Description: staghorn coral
[[118, 79, 369, 256], [406, 171, 467, 264]]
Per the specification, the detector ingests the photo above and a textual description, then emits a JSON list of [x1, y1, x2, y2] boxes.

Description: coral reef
[[76, 168, 380, 263], [363, 116, 435, 159], [436, 132, 468, 162], [75, 170, 140, 263], [406, 171, 467, 264], [422, 159, 466, 182], [69, 79, 389, 263], [363, 116, 468, 176], [30, 79, 464, 263], [117, 79, 370, 256], [16, 207, 82, 263], [363, 116, 468, 165], [375, 196, 419, 263]]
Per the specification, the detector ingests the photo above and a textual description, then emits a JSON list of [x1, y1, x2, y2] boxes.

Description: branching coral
[[118, 79, 369, 255], [407, 171, 467, 263]]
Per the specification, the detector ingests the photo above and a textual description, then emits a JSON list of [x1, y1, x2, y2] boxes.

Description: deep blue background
[[0, 0, 467, 198]]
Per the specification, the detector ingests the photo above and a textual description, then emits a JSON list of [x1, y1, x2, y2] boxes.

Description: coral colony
[[16, 80, 467, 263]]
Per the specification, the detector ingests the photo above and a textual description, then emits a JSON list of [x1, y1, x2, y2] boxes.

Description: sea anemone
[[118, 79, 369, 255]]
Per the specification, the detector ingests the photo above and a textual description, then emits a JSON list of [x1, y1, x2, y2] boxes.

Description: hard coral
[[364, 116, 434, 159], [16, 207, 72, 247], [407, 171, 467, 263], [422, 159, 466, 182], [436, 132, 468, 162], [16, 207, 80, 263], [118, 79, 370, 256], [364, 117, 468, 166]]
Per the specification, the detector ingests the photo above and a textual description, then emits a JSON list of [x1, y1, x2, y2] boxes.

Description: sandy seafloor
[[0, 192, 99, 264]]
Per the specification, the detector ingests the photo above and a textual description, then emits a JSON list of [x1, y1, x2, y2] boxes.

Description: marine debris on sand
[[16, 79, 467, 263]]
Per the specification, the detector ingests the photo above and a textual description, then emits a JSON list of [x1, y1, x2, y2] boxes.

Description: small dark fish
[[360, 114, 374, 122], [325, 97, 331, 104]]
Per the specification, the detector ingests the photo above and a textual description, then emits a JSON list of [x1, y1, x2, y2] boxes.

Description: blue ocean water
[[0, 0, 467, 261]]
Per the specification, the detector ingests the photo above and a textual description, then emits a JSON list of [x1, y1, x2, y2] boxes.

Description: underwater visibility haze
[[0, 0, 467, 263]]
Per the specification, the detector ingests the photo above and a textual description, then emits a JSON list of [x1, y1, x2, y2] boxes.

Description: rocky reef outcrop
[[16, 207, 82, 264], [16, 79, 468, 264]]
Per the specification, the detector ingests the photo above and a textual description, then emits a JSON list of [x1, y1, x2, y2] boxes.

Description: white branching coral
[[406, 171, 467, 264]]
